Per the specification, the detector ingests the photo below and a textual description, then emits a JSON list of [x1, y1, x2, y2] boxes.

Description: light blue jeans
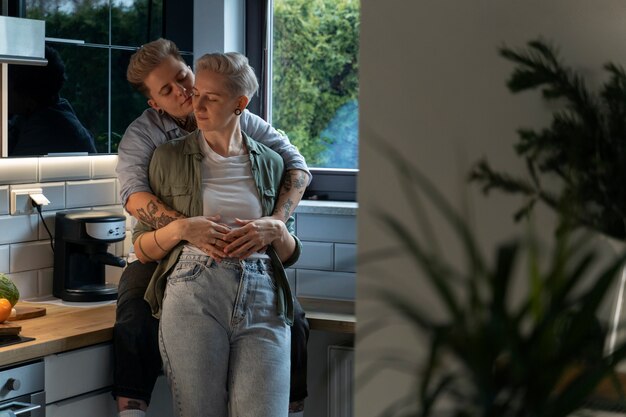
[[158, 254, 291, 417]]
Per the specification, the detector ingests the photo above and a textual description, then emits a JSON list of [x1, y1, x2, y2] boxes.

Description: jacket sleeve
[[131, 144, 167, 243], [281, 215, 301, 268], [116, 115, 162, 207], [240, 110, 312, 185]]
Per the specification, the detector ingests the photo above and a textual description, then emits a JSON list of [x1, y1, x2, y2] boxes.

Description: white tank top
[[183, 134, 267, 258]]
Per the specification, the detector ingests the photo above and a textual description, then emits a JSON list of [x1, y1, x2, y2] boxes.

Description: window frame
[[245, 0, 358, 202], [10, 0, 193, 154]]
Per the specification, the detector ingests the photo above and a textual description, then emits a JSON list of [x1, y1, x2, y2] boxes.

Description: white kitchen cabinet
[[46, 389, 116, 417], [44, 342, 174, 417], [45, 342, 116, 417], [45, 343, 113, 404]]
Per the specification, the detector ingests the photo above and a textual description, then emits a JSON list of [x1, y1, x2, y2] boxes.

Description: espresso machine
[[53, 210, 127, 302]]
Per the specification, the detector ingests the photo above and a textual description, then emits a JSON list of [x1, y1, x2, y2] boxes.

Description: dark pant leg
[[112, 261, 161, 405], [290, 297, 309, 402]]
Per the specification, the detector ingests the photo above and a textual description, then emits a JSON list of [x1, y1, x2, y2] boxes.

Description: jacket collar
[[151, 108, 186, 136]]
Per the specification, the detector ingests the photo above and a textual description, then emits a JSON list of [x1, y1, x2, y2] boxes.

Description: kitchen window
[[15, 0, 192, 154], [247, 0, 360, 201]]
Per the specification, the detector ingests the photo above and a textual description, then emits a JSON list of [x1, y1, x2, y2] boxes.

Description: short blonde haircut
[[194, 52, 259, 100], [127, 38, 184, 97]]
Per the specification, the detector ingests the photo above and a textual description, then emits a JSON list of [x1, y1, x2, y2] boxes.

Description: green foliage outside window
[[272, 0, 360, 168]]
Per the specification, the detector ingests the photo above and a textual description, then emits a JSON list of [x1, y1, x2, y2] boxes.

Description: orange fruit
[[0, 298, 12, 323]]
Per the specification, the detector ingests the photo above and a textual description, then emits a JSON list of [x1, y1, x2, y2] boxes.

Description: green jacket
[[133, 130, 301, 325]]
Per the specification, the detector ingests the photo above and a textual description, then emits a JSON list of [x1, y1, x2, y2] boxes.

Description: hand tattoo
[[136, 198, 183, 229]]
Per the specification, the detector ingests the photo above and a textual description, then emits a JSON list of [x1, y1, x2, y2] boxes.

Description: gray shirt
[[116, 108, 310, 207]]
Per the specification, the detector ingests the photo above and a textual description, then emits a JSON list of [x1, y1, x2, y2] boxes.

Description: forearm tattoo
[[274, 171, 307, 221], [278, 199, 294, 222], [136, 198, 183, 229], [283, 171, 307, 192]]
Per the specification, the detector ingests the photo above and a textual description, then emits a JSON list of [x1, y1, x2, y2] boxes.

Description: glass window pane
[[112, 0, 163, 47], [55, 44, 109, 153], [272, 0, 360, 169], [25, 0, 109, 45], [111, 49, 150, 153]]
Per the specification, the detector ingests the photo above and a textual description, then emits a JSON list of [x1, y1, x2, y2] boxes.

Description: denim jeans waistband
[[176, 254, 271, 272]]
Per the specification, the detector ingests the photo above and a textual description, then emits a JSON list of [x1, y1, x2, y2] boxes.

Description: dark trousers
[[112, 260, 309, 405]]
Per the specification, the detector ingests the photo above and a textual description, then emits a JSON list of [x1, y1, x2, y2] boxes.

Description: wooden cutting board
[[0, 322, 21, 336], [12, 306, 46, 320]]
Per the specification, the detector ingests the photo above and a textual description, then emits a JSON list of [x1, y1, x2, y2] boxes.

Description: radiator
[[328, 345, 354, 417]]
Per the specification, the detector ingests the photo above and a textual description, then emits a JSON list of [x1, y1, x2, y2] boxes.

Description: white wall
[[193, 0, 245, 57], [355, 1, 626, 416]]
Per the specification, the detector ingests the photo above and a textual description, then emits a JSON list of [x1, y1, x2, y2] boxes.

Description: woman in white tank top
[[132, 52, 299, 417]]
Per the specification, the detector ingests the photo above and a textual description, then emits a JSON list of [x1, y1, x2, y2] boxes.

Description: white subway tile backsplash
[[0, 157, 118, 297], [7, 270, 39, 300], [38, 268, 53, 297], [10, 241, 54, 273], [0, 154, 358, 304], [12, 182, 66, 212], [91, 155, 118, 179], [293, 242, 334, 270], [297, 214, 356, 243], [41, 183, 66, 211], [39, 212, 56, 241], [116, 179, 122, 205], [296, 269, 356, 300], [0, 245, 9, 274], [0, 214, 39, 244], [0, 186, 8, 215], [66, 179, 117, 208], [334, 243, 356, 273], [0, 158, 38, 184], [39, 156, 91, 182]]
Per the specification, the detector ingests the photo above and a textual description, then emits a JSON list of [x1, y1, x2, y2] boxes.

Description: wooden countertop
[[299, 297, 356, 334], [0, 298, 355, 367], [0, 301, 116, 367]]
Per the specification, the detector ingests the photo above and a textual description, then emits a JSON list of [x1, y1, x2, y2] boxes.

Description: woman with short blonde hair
[[133, 52, 298, 417]]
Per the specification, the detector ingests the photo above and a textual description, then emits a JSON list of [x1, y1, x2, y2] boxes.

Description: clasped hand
[[182, 215, 284, 261]]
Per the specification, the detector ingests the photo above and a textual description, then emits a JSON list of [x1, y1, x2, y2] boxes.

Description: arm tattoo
[[135, 198, 183, 229], [282, 171, 307, 193], [274, 171, 306, 221], [278, 199, 294, 222]]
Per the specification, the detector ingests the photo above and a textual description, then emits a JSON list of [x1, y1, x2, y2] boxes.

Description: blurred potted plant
[[470, 39, 626, 240], [362, 140, 626, 417], [469, 39, 626, 373]]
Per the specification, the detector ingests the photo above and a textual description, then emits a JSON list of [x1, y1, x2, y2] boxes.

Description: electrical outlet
[[10, 188, 43, 215]]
